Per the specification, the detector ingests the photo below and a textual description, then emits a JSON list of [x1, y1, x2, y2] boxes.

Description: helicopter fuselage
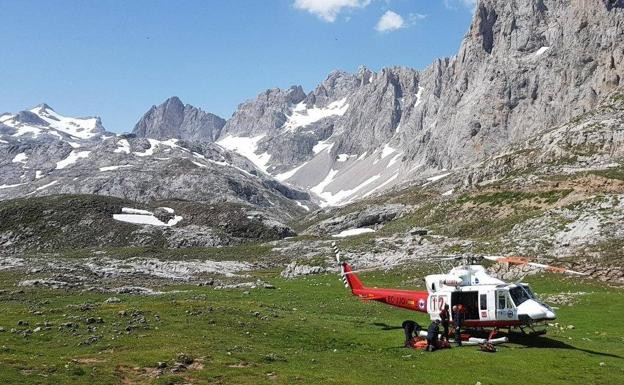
[[343, 263, 555, 329]]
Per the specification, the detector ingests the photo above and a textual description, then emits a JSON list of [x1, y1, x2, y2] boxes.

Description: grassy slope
[[1, 270, 622, 385]]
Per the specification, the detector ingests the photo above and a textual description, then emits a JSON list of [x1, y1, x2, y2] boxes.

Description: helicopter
[[332, 243, 586, 336]]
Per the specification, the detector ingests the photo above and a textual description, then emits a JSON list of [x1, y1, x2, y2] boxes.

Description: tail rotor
[[332, 242, 349, 288]]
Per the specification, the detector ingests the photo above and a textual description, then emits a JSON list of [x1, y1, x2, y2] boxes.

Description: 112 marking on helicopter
[[333, 244, 586, 331]]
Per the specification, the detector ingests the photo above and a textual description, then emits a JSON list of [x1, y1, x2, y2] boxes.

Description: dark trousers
[[402, 320, 416, 346], [441, 322, 449, 340], [455, 325, 462, 346], [426, 337, 437, 351]]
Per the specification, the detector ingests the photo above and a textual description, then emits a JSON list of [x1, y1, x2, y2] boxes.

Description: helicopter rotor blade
[[342, 255, 461, 275], [483, 255, 587, 276]]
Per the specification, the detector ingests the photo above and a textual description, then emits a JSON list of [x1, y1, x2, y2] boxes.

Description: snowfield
[[414, 86, 425, 108], [312, 138, 334, 154], [534, 46, 550, 57], [426, 172, 452, 183], [0, 183, 26, 190], [12, 152, 28, 163], [283, 98, 349, 131], [217, 135, 271, 173], [113, 207, 183, 227], [99, 165, 133, 172], [275, 162, 308, 182], [114, 139, 131, 154], [332, 228, 376, 238], [313, 172, 381, 207], [56, 150, 91, 169], [133, 138, 180, 157], [29, 105, 101, 139]]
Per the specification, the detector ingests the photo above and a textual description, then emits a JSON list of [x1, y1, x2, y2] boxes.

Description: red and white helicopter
[[333, 243, 586, 336]]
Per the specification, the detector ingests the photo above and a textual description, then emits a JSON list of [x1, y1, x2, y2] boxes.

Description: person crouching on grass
[[426, 319, 440, 352]]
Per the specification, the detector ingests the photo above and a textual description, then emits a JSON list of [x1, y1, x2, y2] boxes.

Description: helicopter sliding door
[[451, 291, 479, 320]]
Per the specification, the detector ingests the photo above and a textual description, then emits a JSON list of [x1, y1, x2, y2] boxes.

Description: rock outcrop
[[304, 204, 406, 235]]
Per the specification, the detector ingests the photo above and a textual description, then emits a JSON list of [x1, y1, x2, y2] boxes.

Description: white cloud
[[375, 10, 405, 32], [443, 0, 477, 10], [294, 0, 372, 22], [409, 12, 427, 21]]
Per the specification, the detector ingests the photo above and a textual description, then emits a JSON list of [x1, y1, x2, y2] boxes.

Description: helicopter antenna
[[513, 274, 528, 285]]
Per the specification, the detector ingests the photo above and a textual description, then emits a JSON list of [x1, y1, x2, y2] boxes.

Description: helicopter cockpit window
[[522, 285, 536, 299], [509, 286, 533, 306]]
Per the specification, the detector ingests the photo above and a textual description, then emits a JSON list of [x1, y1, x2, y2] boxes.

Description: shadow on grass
[[371, 322, 404, 331], [508, 334, 623, 359], [370, 325, 623, 359]]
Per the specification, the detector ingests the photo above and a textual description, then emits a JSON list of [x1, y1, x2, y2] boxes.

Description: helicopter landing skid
[[519, 324, 547, 336]]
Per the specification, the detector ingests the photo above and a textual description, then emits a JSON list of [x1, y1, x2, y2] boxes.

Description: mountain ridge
[[1, 0, 622, 209]]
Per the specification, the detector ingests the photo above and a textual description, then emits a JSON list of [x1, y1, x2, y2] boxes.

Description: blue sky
[[0, 0, 475, 133]]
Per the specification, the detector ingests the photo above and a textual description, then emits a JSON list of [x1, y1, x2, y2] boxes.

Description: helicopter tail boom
[[341, 261, 365, 291]]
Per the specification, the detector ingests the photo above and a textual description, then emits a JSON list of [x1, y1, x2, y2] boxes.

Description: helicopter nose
[[517, 299, 556, 321]]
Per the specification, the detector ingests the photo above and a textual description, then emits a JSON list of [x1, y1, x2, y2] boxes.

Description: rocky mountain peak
[[35, 103, 54, 111], [161, 96, 184, 111], [132, 97, 225, 142], [14, 110, 49, 126]]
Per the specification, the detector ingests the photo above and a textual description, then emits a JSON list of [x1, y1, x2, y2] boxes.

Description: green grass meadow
[[0, 270, 622, 385]]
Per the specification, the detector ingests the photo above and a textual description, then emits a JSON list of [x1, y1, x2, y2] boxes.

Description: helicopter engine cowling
[[442, 278, 463, 286]]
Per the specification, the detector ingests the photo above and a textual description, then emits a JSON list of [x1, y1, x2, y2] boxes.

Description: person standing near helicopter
[[452, 305, 464, 346], [439, 304, 450, 341]]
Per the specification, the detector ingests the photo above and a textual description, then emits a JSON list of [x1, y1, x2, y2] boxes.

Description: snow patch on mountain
[[0, 183, 26, 190], [217, 134, 271, 173], [134, 138, 180, 157], [414, 86, 425, 108], [275, 162, 308, 182], [332, 228, 375, 238], [296, 201, 310, 211], [12, 153, 28, 163], [99, 165, 133, 172], [282, 98, 349, 131], [362, 173, 398, 198], [114, 207, 183, 227], [534, 46, 550, 57], [313, 138, 334, 154], [56, 150, 91, 169], [387, 152, 402, 167], [381, 144, 397, 158], [32, 180, 58, 192], [310, 169, 338, 197], [114, 139, 131, 154], [314, 173, 381, 207]]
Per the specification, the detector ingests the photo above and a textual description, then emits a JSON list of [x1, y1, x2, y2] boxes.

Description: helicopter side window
[[497, 292, 507, 309], [497, 291, 515, 309], [480, 294, 487, 311]]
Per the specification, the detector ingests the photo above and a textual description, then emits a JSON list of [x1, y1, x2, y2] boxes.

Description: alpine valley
[[1, 1, 624, 384]]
